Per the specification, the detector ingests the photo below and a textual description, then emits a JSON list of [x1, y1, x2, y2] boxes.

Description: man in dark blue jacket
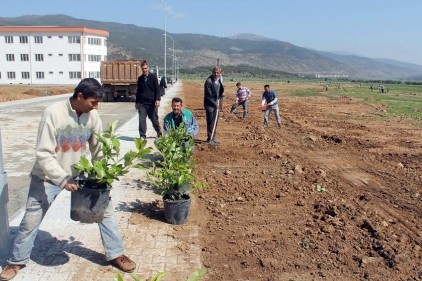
[[135, 61, 162, 138], [261, 84, 282, 128], [204, 66, 224, 145]]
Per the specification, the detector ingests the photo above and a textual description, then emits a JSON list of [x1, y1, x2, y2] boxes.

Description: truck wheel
[[107, 92, 114, 102], [102, 92, 110, 102]]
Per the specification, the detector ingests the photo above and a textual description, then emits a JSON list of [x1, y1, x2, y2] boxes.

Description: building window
[[47, 36, 52, 38], [7, 72, 16, 79], [36, 72, 45, 79], [48, 54, 53, 56], [59, 71, 63, 75], [5, 36, 13, 43], [34, 36, 43, 43], [104, 39, 107, 46], [6, 54, 15, 61], [88, 55, 101, 62], [87, 37, 101, 45], [69, 54, 81, 61], [20, 54, 29, 61], [69, 72, 81, 79], [21, 72, 30, 79], [59, 36, 63, 38], [35, 54, 44, 61], [59, 54, 63, 56], [88, 71, 100, 78], [19, 36, 28, 44], [68, 36, 80, 44]]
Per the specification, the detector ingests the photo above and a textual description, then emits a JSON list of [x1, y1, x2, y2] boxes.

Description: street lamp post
[[164, 34, 175, 82], [175, 57, 179, 81], [160, 0, 167, 80]]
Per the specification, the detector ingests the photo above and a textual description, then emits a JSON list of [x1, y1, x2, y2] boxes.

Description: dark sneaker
[[110, 255, 136, 272], [212, 139, 221, 144], [278, 123, 282, 128], [157, 132, 163, 138], [0, 264, 24, 281]]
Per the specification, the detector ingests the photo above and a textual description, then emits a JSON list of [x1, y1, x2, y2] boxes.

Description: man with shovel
[[204, 66, 224, 146], [230, 82, 252, 118]]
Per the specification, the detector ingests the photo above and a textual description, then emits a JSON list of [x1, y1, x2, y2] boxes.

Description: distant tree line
[[180, 65, 299, 81], [350, 79, 422, 85]]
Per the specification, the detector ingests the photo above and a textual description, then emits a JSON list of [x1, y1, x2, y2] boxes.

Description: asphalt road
[[0, 95, 137, 216]]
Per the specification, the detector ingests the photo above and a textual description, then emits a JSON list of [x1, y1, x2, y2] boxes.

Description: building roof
[[0, 26, 109, 37]]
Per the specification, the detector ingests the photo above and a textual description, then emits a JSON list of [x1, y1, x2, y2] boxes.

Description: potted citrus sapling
[[72, 120, 152, 223], [148, 124, 205, 224]]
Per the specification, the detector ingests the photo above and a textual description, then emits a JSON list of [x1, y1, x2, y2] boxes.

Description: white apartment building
[[0, 26, 109, 85]]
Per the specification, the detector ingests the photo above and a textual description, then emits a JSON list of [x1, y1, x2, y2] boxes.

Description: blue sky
[[1, 0, 421, 65]]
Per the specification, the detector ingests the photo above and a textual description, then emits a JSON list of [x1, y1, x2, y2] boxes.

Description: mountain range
[[1, 14, 421, 80]]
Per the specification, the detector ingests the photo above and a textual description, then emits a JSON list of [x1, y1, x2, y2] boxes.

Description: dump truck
[[100, 60, 142, 102]]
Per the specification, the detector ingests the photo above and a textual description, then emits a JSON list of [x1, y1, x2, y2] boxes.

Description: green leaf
[[113, 272, 125, 281], [316, 184, 327, 192], [150, 272, 168, 281], [129, 272, 147, 281], [74, 120, 152, 187], [187, 267, 208, 281]]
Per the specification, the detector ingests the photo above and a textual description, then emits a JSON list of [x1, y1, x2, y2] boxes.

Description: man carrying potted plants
[[0, 79, 136, 281]]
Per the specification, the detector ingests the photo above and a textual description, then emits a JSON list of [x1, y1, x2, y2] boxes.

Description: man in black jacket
[[135, 61, 162, 138], [204, 66, 224, 145]]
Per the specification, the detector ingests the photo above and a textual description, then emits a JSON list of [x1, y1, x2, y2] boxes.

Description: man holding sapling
[[0, 78, 136, 281]]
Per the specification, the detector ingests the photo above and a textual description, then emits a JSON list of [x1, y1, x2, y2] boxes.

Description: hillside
[[1, 14, 421, 80]]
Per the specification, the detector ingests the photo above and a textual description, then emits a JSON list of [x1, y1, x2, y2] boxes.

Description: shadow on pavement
[[116, 199, 164, 223], [3, 227, 108, 267]]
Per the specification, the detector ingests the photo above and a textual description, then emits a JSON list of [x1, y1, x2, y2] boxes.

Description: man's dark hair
[[264, 84, 270, 88], [172, 97, 183, 105], [73, 78, 104, 99], [141, 60, 148, 67]]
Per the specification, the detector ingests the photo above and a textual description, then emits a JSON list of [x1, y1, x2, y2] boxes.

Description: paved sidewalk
[[2, 82, 202, 281]]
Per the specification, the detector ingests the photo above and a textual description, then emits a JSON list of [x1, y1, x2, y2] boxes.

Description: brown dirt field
[[179, 81, 421, 281], [0, 85, 74, 102]]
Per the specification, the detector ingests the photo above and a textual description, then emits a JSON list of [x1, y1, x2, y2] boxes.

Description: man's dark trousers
[[205, 106, 218, 141], [138, 103, 161, 138]]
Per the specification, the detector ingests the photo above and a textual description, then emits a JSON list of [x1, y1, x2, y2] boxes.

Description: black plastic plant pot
[[163, 194, 191, 225], [70, 180, 111, 223]]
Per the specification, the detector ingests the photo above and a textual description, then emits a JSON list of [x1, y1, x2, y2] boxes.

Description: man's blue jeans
[[8, 175, 125, 265], [264, 104, 282, 126], [230, 100, 249, 118]]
